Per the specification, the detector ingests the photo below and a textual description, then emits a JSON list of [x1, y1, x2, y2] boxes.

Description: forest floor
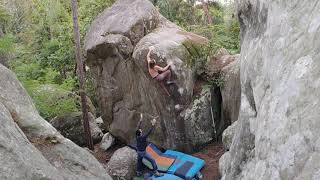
[[92, 142, 225, 180], [193, 142, 224, 180]]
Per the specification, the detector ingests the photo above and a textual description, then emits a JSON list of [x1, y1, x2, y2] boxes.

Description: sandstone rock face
[[219, 151, 231, 178], [100, 132, 115, 151], [204, 49, 241, 138], [106, 147, 137, 180], [219, 57, 241, 135], [0, 102, 63, 180], [85, 0, 207, 150], [220, 0, 320, 179], [205, 48, 237, 78], [0, 64, 112, 180], [222, 120, 238, 151], [50, 112, 103, 146], [181, 88, 214, 150]]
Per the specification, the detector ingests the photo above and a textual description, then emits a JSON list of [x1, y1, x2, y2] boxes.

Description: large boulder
[[205, 48, 237, 78], [181, 88, 214, 150], [220, 57, 240, 125], [217, 57, 241, 137], [85, 0, 207, 150], [0, 64, 112, 179], [220, 0, 320, 179], [50, 112, 103, 146], [204, 49, 241, 138], [106, 147, 137, 180]]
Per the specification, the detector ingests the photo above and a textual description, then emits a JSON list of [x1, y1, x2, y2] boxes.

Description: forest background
[[0, 0, 239, 120]]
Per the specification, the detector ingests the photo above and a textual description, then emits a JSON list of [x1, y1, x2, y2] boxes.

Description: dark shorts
[[154, 69, 171, 81]]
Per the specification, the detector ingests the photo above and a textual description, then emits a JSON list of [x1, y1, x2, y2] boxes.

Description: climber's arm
[[137, 114, 143, 130], [143, 126, 154, 138], [147, 46, 155, 64], [154, 62, 172, 72], [142, 119, 156, 138], [147, 50, 152, 63]]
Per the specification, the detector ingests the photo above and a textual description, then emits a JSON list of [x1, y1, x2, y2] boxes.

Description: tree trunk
[[201, 0, 213, 25], [70, 0, 94, 150]]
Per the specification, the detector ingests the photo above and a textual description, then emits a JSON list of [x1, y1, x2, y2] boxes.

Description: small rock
[[50, 112, 103, 146], [100, 133, 115, 151], [95, 116, 107, 132], [95, 117, 104, 127], [106, 146, 137, 180]]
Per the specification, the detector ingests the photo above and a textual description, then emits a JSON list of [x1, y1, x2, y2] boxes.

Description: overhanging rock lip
[[85, 34, 133, 61], [84, 0, 160, 52]]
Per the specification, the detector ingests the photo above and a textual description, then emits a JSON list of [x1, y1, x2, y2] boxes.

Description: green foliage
[[7, 0, 115, 80], [11, 61, 78, 120], [208, 74, 225, 87], [27, 0, 74, 79], [208, 4, 224, 24], [0, 4, 11, 27], [11, 61, 45, 81], [153, 0, 201, 27], [154, 0, 240, 55], [0, 34, 15, 55], [183, 19, 240, 74], [182, 40, 207, 71], [2, 0, 115, 119], [188, 23, 240, 56], [182, 2, 240, 87], [79, 0, 116, 37], [60, 77, 77, 91], [25, 81, 78, 120]]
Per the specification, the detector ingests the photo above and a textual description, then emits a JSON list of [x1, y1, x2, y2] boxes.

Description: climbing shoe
[[154, 171, 164, 177], [136, 171, 143, 177]]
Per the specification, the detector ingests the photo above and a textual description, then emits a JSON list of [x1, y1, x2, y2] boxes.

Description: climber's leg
[[136, 152, 144, 176], [156, 70, 174, 85], [159, 82, 171, 96]]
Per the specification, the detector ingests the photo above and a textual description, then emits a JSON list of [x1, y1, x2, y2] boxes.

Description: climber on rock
[[136, 114, 163, 177], [147, 46, 175, 85]]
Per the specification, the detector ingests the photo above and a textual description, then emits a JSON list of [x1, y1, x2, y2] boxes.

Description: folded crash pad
[[142, 144, 176, 172], [164, 150, 205, 179]]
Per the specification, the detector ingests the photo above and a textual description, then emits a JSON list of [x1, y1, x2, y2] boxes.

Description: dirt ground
[[92, 141, 125, 166], [193, 143, 225, 180], [92, 142, 224, 180]]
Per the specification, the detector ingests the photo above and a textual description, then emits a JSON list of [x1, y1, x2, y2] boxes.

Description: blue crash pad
[[151, 173, 184, 180], [164, 150, 205, 179]]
